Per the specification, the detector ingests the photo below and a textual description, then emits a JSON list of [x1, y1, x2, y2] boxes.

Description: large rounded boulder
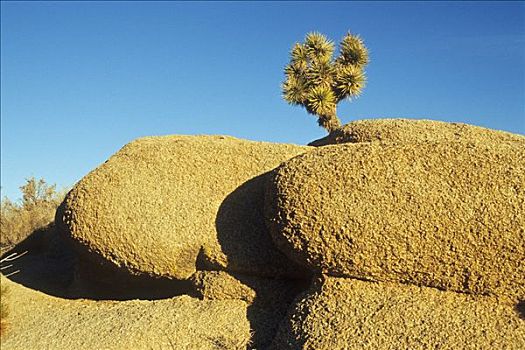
[[309, 118, 525, 146], [266, 140, 525, 298], [57, 135, 309, 281], [271, 277, 525, 350]]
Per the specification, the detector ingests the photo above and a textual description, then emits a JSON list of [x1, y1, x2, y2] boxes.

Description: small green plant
[[282, 31, 369, 133]]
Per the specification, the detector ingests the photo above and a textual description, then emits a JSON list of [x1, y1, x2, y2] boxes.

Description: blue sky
[[1, 1, 524, 200]]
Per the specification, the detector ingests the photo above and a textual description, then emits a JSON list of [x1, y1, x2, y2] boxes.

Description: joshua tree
[[282, 31, 369, 133]]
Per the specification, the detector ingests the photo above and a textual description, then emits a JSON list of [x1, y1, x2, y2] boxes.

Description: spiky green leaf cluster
[[282, 31, 369, 132], [337, 34, 369, 68]]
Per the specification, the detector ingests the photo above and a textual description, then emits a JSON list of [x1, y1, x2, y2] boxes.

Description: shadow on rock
[[517, 300, 525, 320], [212, 172, 308, 279], [1, 223, 192, 301], [1, 223, 76, 296], [212, 171, 313, 348], [190, 269, 310, 349], [239, 275, 310, 349]]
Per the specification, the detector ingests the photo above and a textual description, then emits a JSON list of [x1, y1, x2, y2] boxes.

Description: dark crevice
[[242, 275, 310, 349], [516, 300, 525, 320]]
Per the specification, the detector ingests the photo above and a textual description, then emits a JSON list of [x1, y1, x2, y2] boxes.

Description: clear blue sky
[[1, 1, 524, 200]]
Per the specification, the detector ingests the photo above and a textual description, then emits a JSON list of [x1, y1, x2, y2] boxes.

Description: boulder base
[[271, 277, 525, 350], [1, 277, 251, 350]]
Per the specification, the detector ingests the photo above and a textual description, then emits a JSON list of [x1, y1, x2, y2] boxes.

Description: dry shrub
[[1, 177, 64, 249]]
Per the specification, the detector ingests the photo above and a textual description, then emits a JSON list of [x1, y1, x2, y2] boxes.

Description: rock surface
[[190, 270, 306, 305], [21, 122, 524, 349], [1, 277, 251, 350], [266, 141, 525, 298], [190, 270, 309, 348], [271, 277, 525, 350], [309, 118, 525, 146], [56, 135, 309, 281]]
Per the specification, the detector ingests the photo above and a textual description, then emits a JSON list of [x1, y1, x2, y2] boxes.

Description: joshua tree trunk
[[318, 113, 342, 133]]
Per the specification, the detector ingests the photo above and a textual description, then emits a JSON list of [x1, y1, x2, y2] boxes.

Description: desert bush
[[282, 31, 369, 133], [1, 177, 65, 249]]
